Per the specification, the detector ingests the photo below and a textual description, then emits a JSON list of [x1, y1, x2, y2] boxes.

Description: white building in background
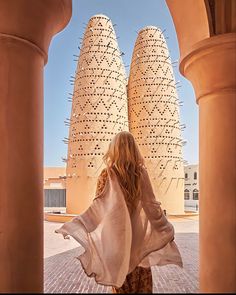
[[184, 164, 199, 211]]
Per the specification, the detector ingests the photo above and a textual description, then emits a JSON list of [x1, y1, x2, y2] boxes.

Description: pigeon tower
[[128, 26, 184, 214], [65, 15, 128, 214]]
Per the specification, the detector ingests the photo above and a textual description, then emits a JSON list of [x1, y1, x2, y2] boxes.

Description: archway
[[1, 0, 235, 293]]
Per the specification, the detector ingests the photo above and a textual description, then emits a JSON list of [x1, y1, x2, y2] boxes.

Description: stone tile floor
[[44, 216, 199, 293]]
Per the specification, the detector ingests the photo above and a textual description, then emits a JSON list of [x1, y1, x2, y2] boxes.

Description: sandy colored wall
[[44, 167, 66, 189], [44, 167, 66, 179], [128, 26, 184, 214]]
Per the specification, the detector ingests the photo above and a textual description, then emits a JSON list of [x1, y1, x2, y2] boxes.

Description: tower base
[[44, 212, 77, 223]]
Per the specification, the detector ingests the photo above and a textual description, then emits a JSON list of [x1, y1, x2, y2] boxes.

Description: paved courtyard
[[44, 216, 199, 293]]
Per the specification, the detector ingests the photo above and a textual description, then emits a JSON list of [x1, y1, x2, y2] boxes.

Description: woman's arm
[[95, 168, 108, 197], [140, 167, 173, 231]]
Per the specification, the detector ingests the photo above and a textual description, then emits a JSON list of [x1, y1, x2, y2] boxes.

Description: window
[[194, 172, 197, 180], [185, 173, 188, 179], [184, 189, 190, 200], [193, 189, 199, 200]]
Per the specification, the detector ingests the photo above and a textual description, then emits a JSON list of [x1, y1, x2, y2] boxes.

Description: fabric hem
[[75, 238, 182, 288], [127, 241, 183, 275], [56, 225, 182, 288], [56, 222, 124, 288], [76, 255, 122, 288]]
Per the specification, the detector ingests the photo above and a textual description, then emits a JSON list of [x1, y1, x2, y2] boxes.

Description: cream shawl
[[55, 167, 183, 288]]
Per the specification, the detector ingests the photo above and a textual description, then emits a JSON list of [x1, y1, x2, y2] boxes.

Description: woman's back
[[55, 131, 183, 291], [102, 131, 145, 215], [93, 165, 182, 270]]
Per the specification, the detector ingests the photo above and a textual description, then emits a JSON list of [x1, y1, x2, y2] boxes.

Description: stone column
[[0, 0, 71, 292], [180, 33, 236, 292]]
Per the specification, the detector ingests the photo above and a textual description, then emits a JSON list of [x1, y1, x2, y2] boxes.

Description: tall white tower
[[128, 26, 184, 214], [66, 15, 128, 214]]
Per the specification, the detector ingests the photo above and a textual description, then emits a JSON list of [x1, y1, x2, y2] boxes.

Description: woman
[[55, 131, 183, 293]]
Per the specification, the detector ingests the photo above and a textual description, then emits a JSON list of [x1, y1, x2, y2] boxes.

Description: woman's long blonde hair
[[103, 131, 144, 213]]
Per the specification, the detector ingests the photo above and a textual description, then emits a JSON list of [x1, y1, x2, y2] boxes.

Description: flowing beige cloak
[[55, 167, 183, 288]]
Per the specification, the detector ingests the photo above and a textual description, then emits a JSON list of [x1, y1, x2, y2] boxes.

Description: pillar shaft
[[180, 33, 236, 293], [0, 0, 72, 292], [199, 90, 236, 292], [0, 31, 44, 295]]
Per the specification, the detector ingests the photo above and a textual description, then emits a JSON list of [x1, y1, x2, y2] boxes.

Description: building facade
[[184, 164, 199, 211], [44, 167, 66, 209]]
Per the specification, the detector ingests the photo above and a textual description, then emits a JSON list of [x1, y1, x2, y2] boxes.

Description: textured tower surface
[[128, 26, 184, 214], [66, 14, 128, 214]]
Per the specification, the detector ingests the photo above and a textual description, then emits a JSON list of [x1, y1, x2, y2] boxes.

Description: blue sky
[[44, 0, 199, 167]]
